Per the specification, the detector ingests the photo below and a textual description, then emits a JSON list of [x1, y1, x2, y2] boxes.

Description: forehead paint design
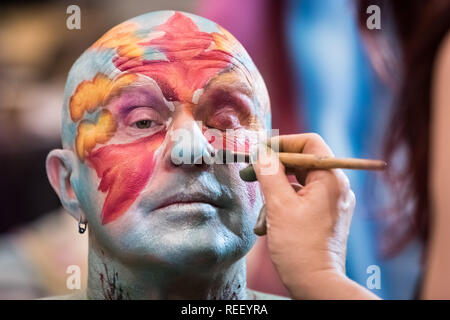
[[96, 12, 240, 103], [67, 12, 257, 224]]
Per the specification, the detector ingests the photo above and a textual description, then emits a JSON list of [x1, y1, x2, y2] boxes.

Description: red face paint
[[113, 12, 233, 103], [86, 131, 165, 224]]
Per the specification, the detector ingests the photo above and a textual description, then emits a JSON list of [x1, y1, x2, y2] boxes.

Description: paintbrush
[[219, 149, 386, 180], [218, 149, 387, 236]]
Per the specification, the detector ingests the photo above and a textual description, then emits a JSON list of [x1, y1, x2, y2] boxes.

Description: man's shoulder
[[246, 288, 290, 300]]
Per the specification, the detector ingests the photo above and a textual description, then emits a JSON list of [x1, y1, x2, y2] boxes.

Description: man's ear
[[46, 149, 86, 223]]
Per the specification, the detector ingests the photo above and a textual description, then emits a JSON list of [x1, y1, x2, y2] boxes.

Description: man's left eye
[[133, 120, 154, 129]]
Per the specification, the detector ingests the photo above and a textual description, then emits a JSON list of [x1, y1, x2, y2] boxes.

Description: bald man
[[45, 10, 284, 299]]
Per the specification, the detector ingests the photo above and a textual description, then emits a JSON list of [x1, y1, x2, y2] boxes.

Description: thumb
[[253, 148, 298, 207]]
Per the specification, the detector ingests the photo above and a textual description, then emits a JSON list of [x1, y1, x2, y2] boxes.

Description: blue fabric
[[284, 0, 421, 299]]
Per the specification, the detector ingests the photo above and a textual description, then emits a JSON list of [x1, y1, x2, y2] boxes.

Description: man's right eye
[[125, 107, 163, 130], [134, 119, 153, 129]]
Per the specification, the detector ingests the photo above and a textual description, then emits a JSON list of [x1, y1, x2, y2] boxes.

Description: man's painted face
[[62, 11, 270, 268]]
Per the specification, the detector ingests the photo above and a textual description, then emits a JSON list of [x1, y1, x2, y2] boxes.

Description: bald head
[[47, 11, 268, 270]]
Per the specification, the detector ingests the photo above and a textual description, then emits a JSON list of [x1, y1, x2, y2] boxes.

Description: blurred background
[[0, 0, 422, 299]]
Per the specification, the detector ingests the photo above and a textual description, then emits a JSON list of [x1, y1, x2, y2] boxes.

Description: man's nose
[[165, 110, 214, 168]]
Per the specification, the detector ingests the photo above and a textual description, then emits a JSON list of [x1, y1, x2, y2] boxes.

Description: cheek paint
[[86, 131, 165, 224]]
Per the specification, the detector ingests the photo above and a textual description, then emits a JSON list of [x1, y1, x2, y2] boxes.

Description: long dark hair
[[357, 0, 450, 257]]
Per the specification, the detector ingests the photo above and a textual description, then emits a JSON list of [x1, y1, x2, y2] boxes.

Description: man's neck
[[85, 242, 248, 300]]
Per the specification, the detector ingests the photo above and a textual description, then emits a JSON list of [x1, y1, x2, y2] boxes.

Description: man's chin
[[120, 226, 245, 272], [148, 202, 220, 227]]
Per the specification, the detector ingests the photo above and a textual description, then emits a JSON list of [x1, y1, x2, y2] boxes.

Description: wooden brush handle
[[221, 149, 387, 171], [277, 152, 387, 171]]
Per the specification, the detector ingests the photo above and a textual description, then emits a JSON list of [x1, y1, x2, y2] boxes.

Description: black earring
[[78, 217, 87, 234]]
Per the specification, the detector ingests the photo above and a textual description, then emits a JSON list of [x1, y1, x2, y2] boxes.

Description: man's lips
[[152, 192, 223, 211]]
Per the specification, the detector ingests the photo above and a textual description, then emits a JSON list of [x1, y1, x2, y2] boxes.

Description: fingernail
[[239, 164, 257, 182]]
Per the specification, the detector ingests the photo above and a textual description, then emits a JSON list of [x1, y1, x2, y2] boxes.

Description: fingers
[[253, 147, 298, 206], [247, 133, 352, 214], [269, 133, 351, 201], [253, 183, 305, 236], [240, 164, 300, 182], [241, 133, 334, 183], [269, 133, 335, 157], [268, 133, 336, 184]]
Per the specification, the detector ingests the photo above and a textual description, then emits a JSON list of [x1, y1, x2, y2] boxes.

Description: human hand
[[250, 133, 359, 299]]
